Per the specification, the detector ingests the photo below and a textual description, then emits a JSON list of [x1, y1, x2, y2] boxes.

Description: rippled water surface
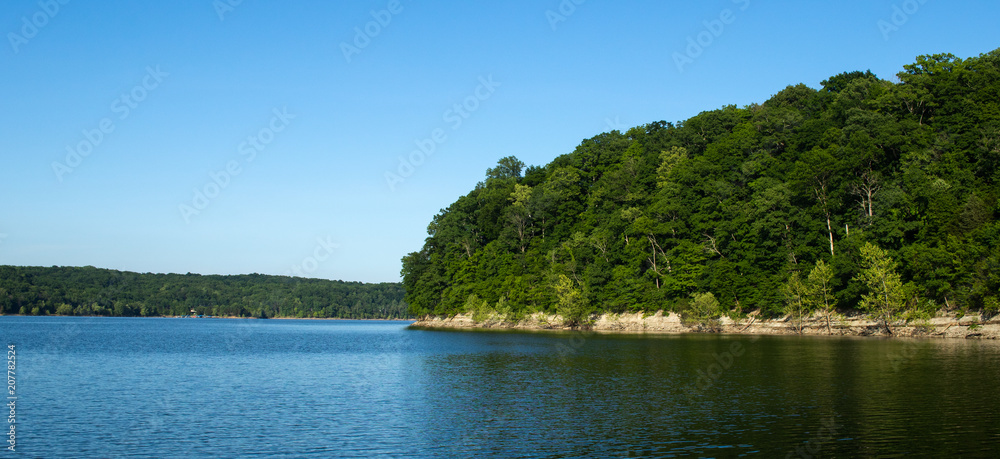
[[3, 316, 1000, 457]]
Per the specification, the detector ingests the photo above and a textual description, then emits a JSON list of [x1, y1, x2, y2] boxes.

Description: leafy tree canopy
[[402, 49, 1000, 323], [0, 265, 408, 319]]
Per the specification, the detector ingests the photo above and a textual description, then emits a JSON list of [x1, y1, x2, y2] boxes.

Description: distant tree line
[[0, 265, 409, 319], [402, 49, 1000, 331]]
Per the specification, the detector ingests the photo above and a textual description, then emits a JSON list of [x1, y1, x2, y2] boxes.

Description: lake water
[[2, 316, 999, 457]]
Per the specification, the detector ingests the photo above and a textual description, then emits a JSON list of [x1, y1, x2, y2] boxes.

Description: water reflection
[[414, 331, 1000, 457], [1, 317, 997, 457]]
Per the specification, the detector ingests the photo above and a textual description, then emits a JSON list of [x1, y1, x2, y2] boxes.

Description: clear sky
[[2, 0, 998, 283]]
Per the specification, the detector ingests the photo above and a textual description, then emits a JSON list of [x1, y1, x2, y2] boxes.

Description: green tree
[[486, 156, 525, 181], [783, 271, 813, 334], [553, 274, 590, 326], [504, 184, 534, 253], [808, 259, 838, 334], [55, 303, 74, 316], [685, 292, 722, 331], [656, 146, 688, 187], [855, 242, 907, 334]]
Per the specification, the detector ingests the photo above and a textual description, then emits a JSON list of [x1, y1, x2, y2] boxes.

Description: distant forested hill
[[402, 49, 1000, 326], [0, 265, 408, 319]]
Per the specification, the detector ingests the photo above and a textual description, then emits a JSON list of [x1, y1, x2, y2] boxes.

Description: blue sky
[[2, 0, 998, 283]]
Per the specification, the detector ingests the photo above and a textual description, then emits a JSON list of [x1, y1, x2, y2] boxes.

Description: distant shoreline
[[0, 314, 415, 322], [410, 311, 1000, 340], [253, 316, 415, 321]]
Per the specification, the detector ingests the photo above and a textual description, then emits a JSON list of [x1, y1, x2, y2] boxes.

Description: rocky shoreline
[[410, 310, 1000, 339]]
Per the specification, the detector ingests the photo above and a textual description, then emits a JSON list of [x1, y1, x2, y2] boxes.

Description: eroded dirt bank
[[410, 311, 1000, 339]]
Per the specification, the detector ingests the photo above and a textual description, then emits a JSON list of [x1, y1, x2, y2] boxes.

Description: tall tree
[[855, 242, 907, 334], [487, 156, 526, 180], [808, 259, 838, 334], [784, 271, 813, 334]]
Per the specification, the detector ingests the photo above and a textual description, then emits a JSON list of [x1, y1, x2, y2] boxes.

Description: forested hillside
[[0, 265, 408, 319], [402, 50, 1000, 326]]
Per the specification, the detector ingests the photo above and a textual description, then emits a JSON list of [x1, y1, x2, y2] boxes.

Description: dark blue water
[[2, 317, 999, 457]]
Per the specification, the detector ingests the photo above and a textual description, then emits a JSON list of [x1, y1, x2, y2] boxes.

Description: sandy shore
[[410, 310, 1000, 339]]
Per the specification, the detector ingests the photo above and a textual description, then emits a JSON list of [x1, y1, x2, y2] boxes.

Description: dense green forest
[[0, 265, 409, 319], [402, 49, 1000, 328]]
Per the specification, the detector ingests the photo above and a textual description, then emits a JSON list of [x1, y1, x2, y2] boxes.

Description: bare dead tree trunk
[[647, 235, 671, 273], [590, 235, 610, 263], [814, 179, 835, 257], [646, 235, 672, 290], [826, 216, 835, 256], [647, 237, 659, 289], [851, 170, 880, 226], [784, 223, 797, 266], [704, 233, 727, 259]]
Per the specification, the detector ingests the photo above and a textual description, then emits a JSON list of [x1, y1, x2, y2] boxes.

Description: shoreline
[[409, 311, 1000, 340], [0, 314, 415, 322]]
